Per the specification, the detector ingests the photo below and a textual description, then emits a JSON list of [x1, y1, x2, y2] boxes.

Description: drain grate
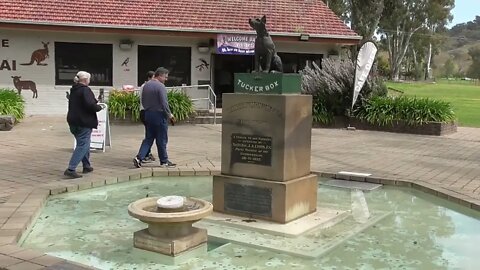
[[321, 179, 382, 191]]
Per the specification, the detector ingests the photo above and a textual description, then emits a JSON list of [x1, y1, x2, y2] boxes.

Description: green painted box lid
[[234, 73, 302, 94]]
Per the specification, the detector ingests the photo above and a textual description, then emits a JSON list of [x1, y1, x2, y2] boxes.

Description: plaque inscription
[[231, 133, 272, 166], [224, 183, 272, 216]]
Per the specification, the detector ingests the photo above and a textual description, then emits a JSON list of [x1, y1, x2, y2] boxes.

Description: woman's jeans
[[68, 126, 92, 171], [137, 111, 169, 163]]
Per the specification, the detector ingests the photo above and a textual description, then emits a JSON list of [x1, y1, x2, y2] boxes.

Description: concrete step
[[195, 109, 222, 117], [192, 116, 222, 124]]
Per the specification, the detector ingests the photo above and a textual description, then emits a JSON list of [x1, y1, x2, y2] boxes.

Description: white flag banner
[[351, 42, 378, 109]]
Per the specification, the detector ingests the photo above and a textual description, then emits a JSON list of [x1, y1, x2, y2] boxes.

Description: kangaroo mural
[[21, 42, 49, 66], [12, 76, 38, 98]]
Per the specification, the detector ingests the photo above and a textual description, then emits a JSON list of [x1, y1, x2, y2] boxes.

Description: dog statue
[[249, 15, 283, 73]]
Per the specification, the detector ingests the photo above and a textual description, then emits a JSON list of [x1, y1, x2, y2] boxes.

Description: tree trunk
[[424, 42, 433, 80], [388, 26, 422, 81]]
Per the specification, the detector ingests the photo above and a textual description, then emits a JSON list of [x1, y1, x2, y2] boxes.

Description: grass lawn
[[386, 80, 480, 127]]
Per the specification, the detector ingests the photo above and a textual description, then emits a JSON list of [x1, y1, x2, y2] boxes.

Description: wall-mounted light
[[299, 34, 310, 41], [119, 39, 134, 50], [197, 42, 210, 53]]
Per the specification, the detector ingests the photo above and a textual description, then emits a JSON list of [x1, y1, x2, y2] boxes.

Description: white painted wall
[[0, 28, 337, 115], [0, 28, 212, 115]]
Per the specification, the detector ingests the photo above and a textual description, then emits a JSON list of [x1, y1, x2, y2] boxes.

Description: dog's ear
[[261, 15, 266, 24], [248, 18, 253, 27]]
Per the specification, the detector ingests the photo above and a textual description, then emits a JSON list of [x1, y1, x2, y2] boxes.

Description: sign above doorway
[[217, 34, 255, 55]]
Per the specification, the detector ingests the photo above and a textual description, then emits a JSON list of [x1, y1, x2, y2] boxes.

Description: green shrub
[[167, 90, 195, 121], [301, 58, 387, 118], [107, 89, 195, 122], [0, 88, 25, 121], [354, 96, 456, 126], [108, 90, 140, 121], [312, 96, 333, 125]]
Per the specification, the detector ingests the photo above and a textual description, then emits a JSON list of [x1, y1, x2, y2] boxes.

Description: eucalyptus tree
[[467, 46, 480, 79], [423, 0, 454, 79], [379, 0, 453, 81], [378, 0, 428, 81]]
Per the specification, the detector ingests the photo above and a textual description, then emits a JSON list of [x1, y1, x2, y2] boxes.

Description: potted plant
[[0, 88, 25, 131], [167, 89, 196, 122], [107, 89, 195, 124], [107, 90, 140, 123]]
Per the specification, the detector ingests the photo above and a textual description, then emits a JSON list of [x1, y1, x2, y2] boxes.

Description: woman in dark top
[[64, 71, 103, 179]]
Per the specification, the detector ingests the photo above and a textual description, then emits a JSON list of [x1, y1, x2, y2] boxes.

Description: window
[[278, 53, 323, 73], [55, 42, 113, 86], [138, 46, 191, 87]]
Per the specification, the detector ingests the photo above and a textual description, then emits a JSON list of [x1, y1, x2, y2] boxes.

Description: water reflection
[[20, 177, 479, 270]]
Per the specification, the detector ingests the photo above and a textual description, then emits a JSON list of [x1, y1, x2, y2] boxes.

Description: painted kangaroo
[[12, 76, 38, 98], [21, 42, 49, 66]]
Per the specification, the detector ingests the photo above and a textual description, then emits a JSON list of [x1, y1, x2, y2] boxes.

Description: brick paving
[[1, 116, 480, 269]]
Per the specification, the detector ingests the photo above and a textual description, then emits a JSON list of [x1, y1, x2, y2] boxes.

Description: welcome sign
[[217, 34, 255, 55]]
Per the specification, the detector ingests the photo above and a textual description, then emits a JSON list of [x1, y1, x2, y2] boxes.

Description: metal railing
[[166, 84, 217, 125]]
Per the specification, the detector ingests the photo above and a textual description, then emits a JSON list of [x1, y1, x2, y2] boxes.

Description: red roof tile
[[0, 0, 359, 39]]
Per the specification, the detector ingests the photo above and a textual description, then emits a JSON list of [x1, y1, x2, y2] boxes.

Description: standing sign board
[[73, 103, 111, 152], [90, 103, 111, 152]]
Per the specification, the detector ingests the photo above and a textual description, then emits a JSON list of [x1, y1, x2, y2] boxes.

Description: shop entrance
[[213, 54, 253, 107]]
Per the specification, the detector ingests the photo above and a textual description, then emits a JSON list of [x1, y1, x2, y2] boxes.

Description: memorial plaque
[[231, 133, 272, 166], [224, 183, 272, 217]]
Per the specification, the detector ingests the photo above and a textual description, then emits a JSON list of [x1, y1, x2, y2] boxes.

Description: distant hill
[[434, 16, 480, 77]]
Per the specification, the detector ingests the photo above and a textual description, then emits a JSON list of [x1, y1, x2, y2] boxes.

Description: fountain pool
[[20, 176, 479, 270]]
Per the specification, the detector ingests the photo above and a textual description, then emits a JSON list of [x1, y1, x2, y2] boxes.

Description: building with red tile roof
[[0, 0, 360, 115]]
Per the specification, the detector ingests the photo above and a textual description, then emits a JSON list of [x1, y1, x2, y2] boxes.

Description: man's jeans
[[138, 111, 168, 163], [68, 126, 92, 171]]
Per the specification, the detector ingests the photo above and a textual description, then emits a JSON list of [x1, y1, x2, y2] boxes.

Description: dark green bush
[[107, 89, 195, 122], [167, 90, 195, 121], [354, 96, 456, 126], [312, 96, 333, 125], [0, 88, 25, 121], [108, 90, 140, 121], [301, 58, 387, 119]]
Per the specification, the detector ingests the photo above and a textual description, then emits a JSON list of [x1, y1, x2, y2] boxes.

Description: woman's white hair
[[74, 71, 91, 83]]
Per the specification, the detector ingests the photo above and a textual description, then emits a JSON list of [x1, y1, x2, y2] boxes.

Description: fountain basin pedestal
[[128, 197, 213, 256], [133, 227, 207, 256]]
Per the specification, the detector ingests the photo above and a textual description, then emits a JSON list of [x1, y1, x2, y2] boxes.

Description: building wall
[[0, 28, 336, 115]]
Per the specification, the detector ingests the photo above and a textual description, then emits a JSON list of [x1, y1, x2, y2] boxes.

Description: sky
[[449, 0, 479, 27]]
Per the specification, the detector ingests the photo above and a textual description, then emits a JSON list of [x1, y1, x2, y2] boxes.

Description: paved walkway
[[1, 116, 480, 203], [1, 116, 480, 269]]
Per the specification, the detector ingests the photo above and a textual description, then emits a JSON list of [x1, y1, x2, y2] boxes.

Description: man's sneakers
[[160, 160, 176, 168], [143, 153, 155, 163], [134, 156, 175, 168], [82, 167, 94, 174], [64, 169, 82, 179], [133, 156, 142, 168]]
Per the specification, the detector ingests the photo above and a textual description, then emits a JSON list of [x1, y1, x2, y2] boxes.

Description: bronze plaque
[[224, 183, 272, 217], [231, 133, 272, 166]]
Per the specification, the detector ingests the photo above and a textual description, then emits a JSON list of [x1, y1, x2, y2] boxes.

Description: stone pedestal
[[220, 93, 312, 181], [213, 88, 317, 224], [128, 197, 213, 257], [133, 227, 207, 256], [213, 174, 317, 223]]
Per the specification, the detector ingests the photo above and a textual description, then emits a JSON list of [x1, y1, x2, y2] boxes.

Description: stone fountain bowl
[[128, 197, 213, 224]]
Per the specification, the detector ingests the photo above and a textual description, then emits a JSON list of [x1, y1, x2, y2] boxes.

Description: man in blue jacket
[[133, 67, 176, 168]]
